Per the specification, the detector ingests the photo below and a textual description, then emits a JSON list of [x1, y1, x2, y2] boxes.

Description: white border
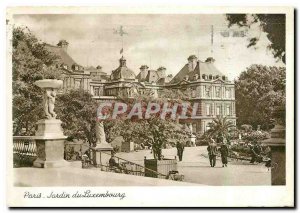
[[5, 6, 294, 207]]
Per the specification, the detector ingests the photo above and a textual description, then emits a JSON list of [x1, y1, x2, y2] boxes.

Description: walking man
[[207, 139, 217, 167], [176, 141, 185, 161], [250, 142, 263, 164], [219, 141, 229, 167]]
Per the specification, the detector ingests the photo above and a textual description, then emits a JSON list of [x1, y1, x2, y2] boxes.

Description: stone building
[[48, 40, 236, 135], [166, 55, 236, 135], [45, 40, 108, 94]]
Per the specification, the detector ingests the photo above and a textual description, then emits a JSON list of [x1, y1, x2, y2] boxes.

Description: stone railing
[[13, 136, 85, 167]]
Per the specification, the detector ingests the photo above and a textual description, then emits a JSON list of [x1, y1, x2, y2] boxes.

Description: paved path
[[14, 167, 200, 187], [117, 146, 271, 186]]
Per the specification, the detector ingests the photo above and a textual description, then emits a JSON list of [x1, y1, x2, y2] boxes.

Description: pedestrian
[[207, 139, 218, 167], [176, 141, 185, 161], [219, 142, 229, 167], [250, 144, 256, 164], [254, 143, 263, 163], [109, 152, 123, 173], [250, 142, 262, 164], [264, 146, 272, 171]]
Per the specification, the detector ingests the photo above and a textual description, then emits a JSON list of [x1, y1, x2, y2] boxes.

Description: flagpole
[[122, 34, 124, 57]]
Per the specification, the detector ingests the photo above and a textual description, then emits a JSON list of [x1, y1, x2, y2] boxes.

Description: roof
[[45, 44, 79, 70], [111, 56, 136, 80], [170, 59, 225, 84], [156, 77, 169, 85], [85, 66, 107, 75], [111, 66, 136, 80], [146, 70, 159, 83]]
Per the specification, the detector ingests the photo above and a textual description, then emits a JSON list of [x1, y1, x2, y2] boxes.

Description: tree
[[106, 89, 191, 160], [235, 64, 286, 130], [12, 27, 61, 135], [243, 130, 270, 144], [56, 89, 98, 146], [226, 14, 286, 63], [206, 116, 235, 143]]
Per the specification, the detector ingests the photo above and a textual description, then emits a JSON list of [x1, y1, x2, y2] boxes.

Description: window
[[191, 88, 196, 98], [225, 88, 231, 98], [216, 87, 221, 98], [216, 106, 221, 115], [226, 105, 231, 116], [94, 87, 100, 96], [206, 123, 211, 131], [205, 86, 211, 97], [74, 80, 81, 89], [206, 104, 211, 116]]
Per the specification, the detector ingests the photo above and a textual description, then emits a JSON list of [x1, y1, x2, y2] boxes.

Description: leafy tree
[[226, 14, 286, 63], [12, 27, 61, 135], [106, 89, 191, 160], [235, 64, 286, 130], [56, 89, 98, 146], [206, 116, 235, 143]]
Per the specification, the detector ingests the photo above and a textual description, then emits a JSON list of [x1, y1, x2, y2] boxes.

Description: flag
[[120, 48, 123, 54]]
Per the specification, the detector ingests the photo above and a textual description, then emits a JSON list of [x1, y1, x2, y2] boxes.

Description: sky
[[13, 14, 285, 80]]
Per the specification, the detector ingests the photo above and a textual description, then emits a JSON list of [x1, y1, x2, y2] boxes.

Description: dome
[[111, 56, 136, 80]]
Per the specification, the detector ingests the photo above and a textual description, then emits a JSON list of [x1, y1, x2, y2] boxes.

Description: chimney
[[205, 57, 215, 63], [187, 55, 198, 72], [57, 40, 69, 52], [96, 65, 102, 71], [139, 65, 149, 81], [157, 66, 166, 78]]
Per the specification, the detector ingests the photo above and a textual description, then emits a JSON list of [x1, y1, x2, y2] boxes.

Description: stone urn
[[33, 79, 69, 168], [262, 107, 286, 185]]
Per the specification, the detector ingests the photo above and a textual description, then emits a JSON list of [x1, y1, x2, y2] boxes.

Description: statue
[[95, 120, 107, 144], [44, 88, 57, 119]]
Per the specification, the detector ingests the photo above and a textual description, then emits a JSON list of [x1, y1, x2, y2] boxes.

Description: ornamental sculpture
[[35, 79, 63, 119], [44, 88, 57, 119]]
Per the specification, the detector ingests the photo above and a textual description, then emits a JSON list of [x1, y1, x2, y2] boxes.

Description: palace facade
[[48, 40, 236, 135]]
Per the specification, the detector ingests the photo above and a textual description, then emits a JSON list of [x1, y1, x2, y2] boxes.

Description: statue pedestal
[[33, 119, 69, 168], [91, 142, 113, 170], [35, 119, 65, 137]]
